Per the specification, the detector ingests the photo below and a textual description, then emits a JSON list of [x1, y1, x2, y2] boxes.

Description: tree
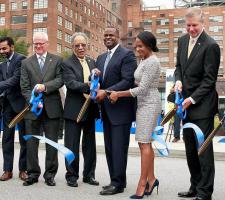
[[0, 29, 29, 62]]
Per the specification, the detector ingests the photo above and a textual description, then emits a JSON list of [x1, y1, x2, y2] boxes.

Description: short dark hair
[[137, 31, 159, 52], [105, 26, 119, 36], [0, 36, 14, 47]]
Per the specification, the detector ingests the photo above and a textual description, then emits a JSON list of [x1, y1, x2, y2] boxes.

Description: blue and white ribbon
[[23, 135, 75, 165], [183, 123, 205, 150]]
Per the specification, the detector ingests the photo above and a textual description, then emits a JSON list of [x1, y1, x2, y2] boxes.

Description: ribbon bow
[[90, 71, 99, 100], [29, 86, 43, 116], [175, 90, 186, 120]]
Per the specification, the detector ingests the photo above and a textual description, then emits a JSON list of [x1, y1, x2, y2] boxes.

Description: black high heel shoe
[[145, 179, 159, 196], [130, 183, 149, 199]]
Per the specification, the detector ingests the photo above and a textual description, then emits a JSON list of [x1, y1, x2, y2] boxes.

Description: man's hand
[[92, 68, 101, 76], [182, 98, 192, 110], [109, 91, 118, 104], [95, 89, 107, 102], [175, 81, 182, 93], [35, 84, 46, 93]]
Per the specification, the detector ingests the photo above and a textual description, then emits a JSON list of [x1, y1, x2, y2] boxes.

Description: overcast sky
[[142, 0, 174, 9]]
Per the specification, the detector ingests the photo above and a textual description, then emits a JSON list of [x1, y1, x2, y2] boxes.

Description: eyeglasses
[[73, 43, 86, 49], [33, 42, 47, 46]]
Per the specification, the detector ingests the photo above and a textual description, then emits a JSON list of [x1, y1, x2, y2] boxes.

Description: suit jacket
[[0, 52, 26, 113], [96, 45, 137, 125], [62, 54, 99, 121], [20, 52, 63, 120], [175, 31, 220, 120]]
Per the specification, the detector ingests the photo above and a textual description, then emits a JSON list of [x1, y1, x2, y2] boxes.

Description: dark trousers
[[64, 118, 96, 181], [174, 114, 181, 139], [102, 112, 131, 188], [2, 102, 26, 172], [183, 116, 214, 199], [25, 111, 59, 180]]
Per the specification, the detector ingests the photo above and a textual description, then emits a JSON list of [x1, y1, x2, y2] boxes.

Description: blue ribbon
[[183, 123, 205, 150], [175, 90, 186, 120], [151, 116, 169, 157], [23, 135, 75, 165], [90, 72, 99, 100], [29, 86, 43, 116]]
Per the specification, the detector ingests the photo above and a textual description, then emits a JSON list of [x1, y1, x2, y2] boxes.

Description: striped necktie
[[39, 56, 45, 71], [103, 50, 111, 79]]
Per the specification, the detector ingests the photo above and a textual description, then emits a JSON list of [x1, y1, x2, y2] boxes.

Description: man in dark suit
[[20, 32, 63, 186], [175, 8, 220, 200], [62, 32, 99, 187], [96, 27, 137, 195], [0, 36, 27, 181]]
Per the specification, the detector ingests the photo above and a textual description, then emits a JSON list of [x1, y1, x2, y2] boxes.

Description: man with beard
[[0, 36, 27, 181], [96, 27, 137, 195]]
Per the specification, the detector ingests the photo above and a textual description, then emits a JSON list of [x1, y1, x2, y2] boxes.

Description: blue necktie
[[103, 50, 111, 79]]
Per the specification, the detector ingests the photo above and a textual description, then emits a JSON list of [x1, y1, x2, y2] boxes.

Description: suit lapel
[[183, 31, 206, 73], [72, 54, 84, 82], [2, 61, 7, 80], [30, 55, 42, 79], [103, 45, 121, 81]]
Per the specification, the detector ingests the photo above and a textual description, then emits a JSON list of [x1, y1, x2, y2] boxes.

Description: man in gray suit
[[20, 32, 63, 186]]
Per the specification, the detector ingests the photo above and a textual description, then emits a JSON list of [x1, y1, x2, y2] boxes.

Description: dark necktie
[[6, 59, 10, 74]]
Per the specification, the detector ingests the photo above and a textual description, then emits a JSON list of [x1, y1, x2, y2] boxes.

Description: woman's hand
[[109, 91, 119, 104]]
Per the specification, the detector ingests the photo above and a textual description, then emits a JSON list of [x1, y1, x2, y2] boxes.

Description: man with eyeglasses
[[62, 32, 99, 187], [0, 36, 27, 182], [20, 32, 63, 186]]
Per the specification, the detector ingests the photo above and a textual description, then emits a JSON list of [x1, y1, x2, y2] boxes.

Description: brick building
[[119, 0, 225, 114], [0, 0, 122, 58]]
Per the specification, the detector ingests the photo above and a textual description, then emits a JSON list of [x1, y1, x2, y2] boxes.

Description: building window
[[128, 21, 132, 28], [11, 2, 17, 11], [57, 43, 62, 53], [159, 57, 169, 63], [209, 26, 223, 32], [84, 6, 87, 13], [57, 30, 62, 39], [174, 27, 186, 33], [65, 20, 72, 31], [211, 35, 223, 41], [112, 3, 116, 11], [80, 15, 82, 23], [0, 17, 5, 25], [58, 1, 62, 12], [159, 47, 169, 53], [70, 10, 73, 18], [0, 4, 5, 12], [22, 1, 28, 9], [33, 27, 47, 33], [174, 18, 185, 25], [156, 28, 169, 35], [158, 38, 169, 44], [64, 46, 71, 52], [156, 19, 169, 25], [209, 16, 223, 23], [34, 0, 48, 9], [88, 9, 91, 16], [58, 16, 62, 26], [33, 13, 48, 23], [65, 33, 71, 43], [11, 29, 26, 37], [75, 25, 82, 32], [65, 6, 68, 15], [11, 15, 27, 24]]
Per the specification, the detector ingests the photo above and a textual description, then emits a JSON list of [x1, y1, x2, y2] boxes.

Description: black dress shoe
[[100, 185, 124, 195], [102, 184, 111, 190], [83, 177, 99, 186], [23, 178, 38, 186], [45, 177, 56, 186], [67, 179, 78, 187], [178, 190, 197, 198]]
